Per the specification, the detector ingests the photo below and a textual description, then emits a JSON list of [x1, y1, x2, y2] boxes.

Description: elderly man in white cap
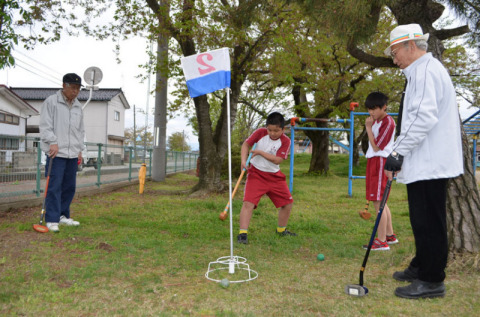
[[383, 24, 463, 299]]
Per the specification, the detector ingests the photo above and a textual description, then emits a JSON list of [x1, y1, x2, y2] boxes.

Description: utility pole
[[133, 104, 137, 161]]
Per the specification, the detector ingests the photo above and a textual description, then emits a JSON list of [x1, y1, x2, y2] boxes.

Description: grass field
[[1, 154, 479, 316]]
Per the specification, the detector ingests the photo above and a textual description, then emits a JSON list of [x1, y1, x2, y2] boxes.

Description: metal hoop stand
[[205, 255, 258, 283]]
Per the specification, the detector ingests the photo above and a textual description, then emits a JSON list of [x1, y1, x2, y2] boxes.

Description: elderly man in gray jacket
[[40, 73, 85, 233], [383, 24, 463, 299]]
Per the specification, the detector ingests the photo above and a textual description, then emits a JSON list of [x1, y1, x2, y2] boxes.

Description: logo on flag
[[180, 48, 231, 98]]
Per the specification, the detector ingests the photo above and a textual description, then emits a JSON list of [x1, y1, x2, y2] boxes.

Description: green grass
[[1, 154, 479, 316]]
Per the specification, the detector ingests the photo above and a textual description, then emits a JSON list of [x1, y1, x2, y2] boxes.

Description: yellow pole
[[139, 163, 147, 194]]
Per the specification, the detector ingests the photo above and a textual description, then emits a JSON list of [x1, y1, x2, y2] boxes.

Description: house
[[11, 87, 131, 166], [0, 85, 39, 165]]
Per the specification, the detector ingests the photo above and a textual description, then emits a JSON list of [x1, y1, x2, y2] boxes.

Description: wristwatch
[[391, 151, 400, 159]]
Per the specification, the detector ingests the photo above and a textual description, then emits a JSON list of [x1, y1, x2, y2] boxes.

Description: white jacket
[[394, 53, 463, 184], [40, 90, 86, 159]]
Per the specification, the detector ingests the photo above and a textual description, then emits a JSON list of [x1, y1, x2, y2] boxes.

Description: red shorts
[[366, 156, 388, 201], [243, 165, 293, 208]]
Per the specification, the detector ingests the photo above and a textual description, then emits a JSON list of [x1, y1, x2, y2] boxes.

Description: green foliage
[[445, 0, 480, 46], [0, 0, 22, 68], [0, 0, 79, 69], [443, 44, 480, 107], [167, 131, 191, 152], [299, 0, 390, 41], [221, 152, 242, 180], [124, 125, 154, 147]]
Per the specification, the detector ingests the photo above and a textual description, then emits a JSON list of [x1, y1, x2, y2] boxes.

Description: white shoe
[[46, 222, 60, 232], [59, 215, 80, 226]]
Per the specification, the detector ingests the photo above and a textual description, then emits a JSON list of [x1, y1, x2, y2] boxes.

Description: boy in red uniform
[[237, 112, 295, 244], [364, 92, 398, 250]]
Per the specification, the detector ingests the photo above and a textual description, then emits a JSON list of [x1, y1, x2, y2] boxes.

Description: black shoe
[[393, 267, 419, 282], [276, 229, 297, 237], [394, 280, 446, 299], [237, 233, 248, 244]]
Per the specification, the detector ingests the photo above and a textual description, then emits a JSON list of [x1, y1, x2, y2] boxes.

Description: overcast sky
[[0, 34, 199, 151]]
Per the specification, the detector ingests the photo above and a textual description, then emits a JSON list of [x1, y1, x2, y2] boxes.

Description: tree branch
[[433, 25, 471, 41], [346, 38, 396, 68], [238, 99, 268, 117]]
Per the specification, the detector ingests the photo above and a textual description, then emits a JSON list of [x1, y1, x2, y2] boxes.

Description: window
[[0, 112, 20, 125], [114, 111, 120, 121], [0, 138, 20, 150]]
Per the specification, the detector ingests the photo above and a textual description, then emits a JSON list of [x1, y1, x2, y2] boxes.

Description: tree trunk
[[305, 128, 329, 174], [446, 127, 480, 252], [191, 95, 225, 193]]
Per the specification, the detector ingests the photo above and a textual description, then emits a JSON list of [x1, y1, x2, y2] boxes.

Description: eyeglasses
[[390, 46, 402, 59]]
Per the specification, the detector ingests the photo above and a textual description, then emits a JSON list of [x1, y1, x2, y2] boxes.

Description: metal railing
[[0, 135, 199, 202]]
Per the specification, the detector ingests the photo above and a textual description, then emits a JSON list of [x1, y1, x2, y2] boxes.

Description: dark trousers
[[45, 156, 78, 222], [406, 178, 449, 283]]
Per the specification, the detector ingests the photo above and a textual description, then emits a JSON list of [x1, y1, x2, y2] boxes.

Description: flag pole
[[226, 87, 235, 273], [203, 49, 257, 284]]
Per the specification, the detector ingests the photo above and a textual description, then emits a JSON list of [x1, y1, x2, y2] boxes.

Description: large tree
[[142, 0, 292, 193], [264, 11, 403, 174]]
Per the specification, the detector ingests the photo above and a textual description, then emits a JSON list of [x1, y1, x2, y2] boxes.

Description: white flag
[[180, 48, 231, 98]]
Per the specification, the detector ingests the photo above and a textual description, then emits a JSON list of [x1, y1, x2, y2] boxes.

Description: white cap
[[384, 24, 429, 55]]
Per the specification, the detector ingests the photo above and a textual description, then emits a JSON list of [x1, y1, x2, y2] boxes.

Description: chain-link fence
[[0, 135, 199, 203]]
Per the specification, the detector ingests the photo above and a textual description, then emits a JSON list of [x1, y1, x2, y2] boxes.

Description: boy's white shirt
[[250, 135, 283, 173], [365, 117, 395, 159]]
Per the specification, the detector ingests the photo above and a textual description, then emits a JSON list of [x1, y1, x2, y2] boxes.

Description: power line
[[13, 63, 61, 86], [14, 57, 62, 85], [13, 50, 63, 77]]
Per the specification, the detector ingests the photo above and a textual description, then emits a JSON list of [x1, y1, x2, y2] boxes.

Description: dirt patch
[[96, 242, 115, 252], [0, 206, 39, 222]]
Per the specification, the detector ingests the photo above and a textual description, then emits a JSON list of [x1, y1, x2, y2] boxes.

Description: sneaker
[[277, 229, 297, 237], [237, 233, 248, 244], [46, 222, 59, 233], [386, 234, 399, 245], [363, 238, 390, 251], [59, 215, 80, 226]]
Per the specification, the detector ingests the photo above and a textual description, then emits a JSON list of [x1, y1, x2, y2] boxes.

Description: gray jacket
[[40, 90, 85, 158]]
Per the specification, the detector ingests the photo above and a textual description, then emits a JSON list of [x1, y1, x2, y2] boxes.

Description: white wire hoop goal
[[205, 255, 258, 284]]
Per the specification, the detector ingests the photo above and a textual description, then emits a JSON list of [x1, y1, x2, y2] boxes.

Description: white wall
[[107, 95, 126, 138], [83, 100, 108, 145]]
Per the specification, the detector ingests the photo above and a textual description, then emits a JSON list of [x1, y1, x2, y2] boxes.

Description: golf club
[[219, 143, 257, 221], [345, 176, 393, 297], [358, 200, 371, 220], [33, 156, 54, 233]]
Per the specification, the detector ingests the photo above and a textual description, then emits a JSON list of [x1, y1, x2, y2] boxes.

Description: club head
[[359, 211, 372, 220], [33, 224, 49, 233], [219, 212, 227, 221], [345, 284, 368, 297]]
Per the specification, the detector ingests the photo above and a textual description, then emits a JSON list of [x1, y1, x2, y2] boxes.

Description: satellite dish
[[83, 66, 103, 86]]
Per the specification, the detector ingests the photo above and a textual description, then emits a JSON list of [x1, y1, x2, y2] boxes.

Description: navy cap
[[63, 73, 83, 86]]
